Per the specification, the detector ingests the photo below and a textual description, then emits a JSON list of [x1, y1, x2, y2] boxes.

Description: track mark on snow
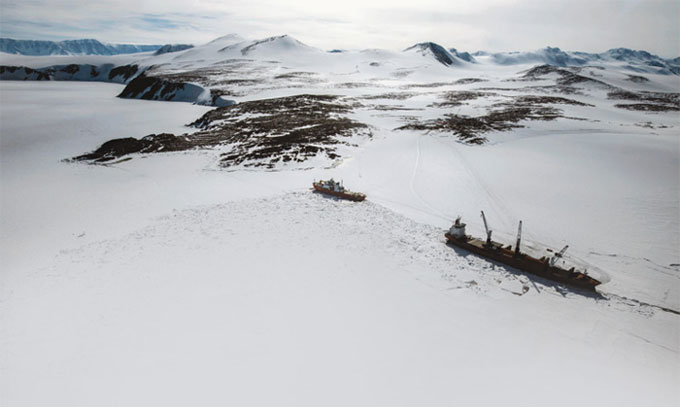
[[408, 135, 453, 222]]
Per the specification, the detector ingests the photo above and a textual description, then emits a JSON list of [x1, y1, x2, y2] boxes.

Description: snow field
[[1, 74, 678, 406], [3, 191, 678, 406]]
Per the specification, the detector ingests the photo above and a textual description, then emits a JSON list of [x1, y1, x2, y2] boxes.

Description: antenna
[[514, 220, 523, 255], [480, 211, 492, 245]]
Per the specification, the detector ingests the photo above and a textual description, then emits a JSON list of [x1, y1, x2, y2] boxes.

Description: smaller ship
[[445, 212, 601, 291], [312, 179, 366, 201]]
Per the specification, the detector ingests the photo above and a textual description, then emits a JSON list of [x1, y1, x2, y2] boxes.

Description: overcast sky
[[1, 0, 678, 57]]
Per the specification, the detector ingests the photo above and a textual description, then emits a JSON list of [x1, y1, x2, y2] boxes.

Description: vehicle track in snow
[[408, 134, 453, 222], [431, 135, 519, 232]]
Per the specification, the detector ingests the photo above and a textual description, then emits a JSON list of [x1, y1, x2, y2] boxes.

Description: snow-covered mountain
[[153, 44, 194, 55], [2, 34, 679, 109], [483, 46, 590, 66], [479, 46, 680, 74], [404, 42, 466, 66], [238, 35, 321, 57], [0, 38, 162, 55], [448, 47, 476, 63]]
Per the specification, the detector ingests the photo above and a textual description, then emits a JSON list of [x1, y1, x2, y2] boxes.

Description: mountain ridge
[[0, 38, 162, 56]]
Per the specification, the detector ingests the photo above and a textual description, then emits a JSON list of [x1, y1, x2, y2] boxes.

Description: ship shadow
[[312, 190, 360, 202], [445, 242, 606, 300], [312, 190, 341, 201]]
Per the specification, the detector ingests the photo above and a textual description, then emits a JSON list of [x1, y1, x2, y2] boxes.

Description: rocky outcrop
[[154, 44, 194, 55], [72, 94, 370, 168], [118, 73, 235, 106], [0, 63, 139, 83], [71, 134, 194, 162], [0, 63, 235, 106]]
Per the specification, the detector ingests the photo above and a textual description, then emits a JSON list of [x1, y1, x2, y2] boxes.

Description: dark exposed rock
[[72, 134, 193, 162], [430, 91, 495, 107], [72, 94, 370, 168], [154, 44, 193, 55], [240, 35, 294, 56], [397, 93, 589, 143], [520, 64, 612, 88], [190, 94, 370, 167], [454, 78, 487, 84], [625, 74, 649, 83], [361, 92, 417, 100], [60, 64, 80, 74], [608, 89, 680, 111], [404, 42, 457, 66], [449, 48, 476, 63], [615, 103, 680, 112], [0, 65, 54, 80], [397, 104, 562, 144], [511, 95, 594, 106], [118, 73, 186, 100], [108, 64, 139, 82]]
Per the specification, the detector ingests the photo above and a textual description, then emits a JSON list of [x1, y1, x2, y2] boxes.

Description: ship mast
[[480, 211, 492, 245], [514, 220, 522, 256]]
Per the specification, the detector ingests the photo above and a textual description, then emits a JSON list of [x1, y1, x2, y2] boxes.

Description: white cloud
[[0, 0, 677, 56]]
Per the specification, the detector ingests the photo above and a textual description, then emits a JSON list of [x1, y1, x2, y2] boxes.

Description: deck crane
[[480, 211, 493, 246], [550, 245, 569, 266], [514, 220, 523, 256]]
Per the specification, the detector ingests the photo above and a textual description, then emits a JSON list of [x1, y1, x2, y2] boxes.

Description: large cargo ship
[[445, 212, 601, 291], [312, 179, 366, 201]]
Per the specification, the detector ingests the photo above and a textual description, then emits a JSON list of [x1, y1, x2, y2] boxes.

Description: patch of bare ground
[[615, 103, 680, 112], [397, 94, 590, 144], [72, 94, 370, 169], [477, 85, 585, 95], [454, 78, 488, 84], [635, 121, 670, 129], [401, 82, 456, 89], [511, 95, 594, 106], [391, 69, 413, 78], [273, 71, 317, 80], [522, 85, 586, 95], [365, 104, 424, 111], [273, 71, 325, 86], [608, 90, 680, 112], [626, 74, 649, 83], [516, 64, 614, 89], [334, 82, 377, 89], [360, 92, 418, 100], [429, 91, 496, 108]]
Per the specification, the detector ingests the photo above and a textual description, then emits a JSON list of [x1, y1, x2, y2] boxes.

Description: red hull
[[312, 183, 365, 201]]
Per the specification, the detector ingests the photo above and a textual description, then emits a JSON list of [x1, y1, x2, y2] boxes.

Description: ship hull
[[445, 233, 600, 291], [313, 183, 366, 201]]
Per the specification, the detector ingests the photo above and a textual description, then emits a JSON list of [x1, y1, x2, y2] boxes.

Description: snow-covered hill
[[0, 38, 162, 55]]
